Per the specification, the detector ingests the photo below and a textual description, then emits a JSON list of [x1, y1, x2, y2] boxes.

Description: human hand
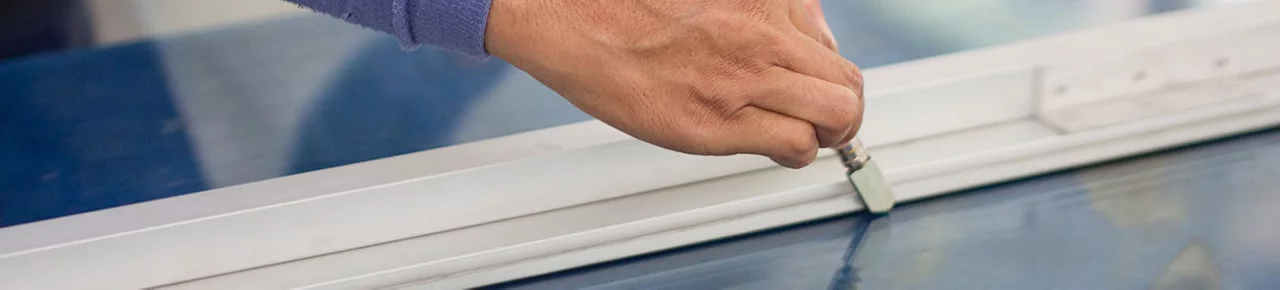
[[485, 0, 862, 168]]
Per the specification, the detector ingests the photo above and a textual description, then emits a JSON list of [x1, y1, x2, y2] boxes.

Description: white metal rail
[[3, 2, 1280, 289]]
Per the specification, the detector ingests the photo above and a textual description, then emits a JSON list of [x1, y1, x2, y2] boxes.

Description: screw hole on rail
[[1215, 57, 1230, 68], [1054, 86, 1069, 95]]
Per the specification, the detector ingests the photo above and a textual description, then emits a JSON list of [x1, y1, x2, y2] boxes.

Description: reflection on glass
[[0, 0, 1256, 226], [286, 39, 511, 173], [491, 127, 1280, 289]]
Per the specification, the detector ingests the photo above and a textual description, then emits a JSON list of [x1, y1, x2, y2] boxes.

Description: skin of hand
[[485, 0, 863, 168]]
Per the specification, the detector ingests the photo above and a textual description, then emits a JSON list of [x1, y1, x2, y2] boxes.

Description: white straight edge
[[2, 2, 1280, 289], [171, 85, 1280, 290], [431, 108, 1280, 290], [171, 4, 1280, 289], [0, 120, 628, 253]]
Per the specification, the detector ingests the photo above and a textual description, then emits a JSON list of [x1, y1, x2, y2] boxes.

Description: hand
[[485, 0, 863, 168]]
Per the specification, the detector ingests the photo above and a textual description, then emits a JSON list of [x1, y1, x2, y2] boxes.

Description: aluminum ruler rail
[[3, 2, 1280, 289]]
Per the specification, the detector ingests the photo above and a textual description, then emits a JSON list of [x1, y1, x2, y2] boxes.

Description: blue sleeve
[[285, 0, 492, 57]]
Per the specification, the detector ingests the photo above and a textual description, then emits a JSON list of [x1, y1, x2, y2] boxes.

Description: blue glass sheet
[[0, 0, 1240, 226], [490, 127, 1280, 290]]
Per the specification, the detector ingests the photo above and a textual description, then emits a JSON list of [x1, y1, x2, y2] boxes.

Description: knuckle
[[758, 32, 792, 60], [700, 94, 739, 120], [843, 61, 864, 89], [732, 25, 788, 54], [759, 28, 790, 46], [705, 15, 789, 66], [711, 57, 768, 87]]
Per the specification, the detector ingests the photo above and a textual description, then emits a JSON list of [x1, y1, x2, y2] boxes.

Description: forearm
[[286, 0, 491, 57]]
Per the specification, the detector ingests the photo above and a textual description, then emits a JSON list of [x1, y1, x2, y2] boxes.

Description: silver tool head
[[836, 139, 895, 214]]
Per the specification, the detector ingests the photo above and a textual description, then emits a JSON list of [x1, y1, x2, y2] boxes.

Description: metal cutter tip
[[836, 138, 895, 214]]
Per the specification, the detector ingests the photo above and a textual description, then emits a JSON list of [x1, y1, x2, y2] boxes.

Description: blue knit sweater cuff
[[286, 0, 493, 58], [394, 0, 491, 57]]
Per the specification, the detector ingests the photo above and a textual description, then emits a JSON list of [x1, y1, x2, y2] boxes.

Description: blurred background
[[0, 0, 1267, 235]]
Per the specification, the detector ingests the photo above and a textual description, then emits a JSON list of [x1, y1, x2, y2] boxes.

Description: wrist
[[484, 0, 522, 62]]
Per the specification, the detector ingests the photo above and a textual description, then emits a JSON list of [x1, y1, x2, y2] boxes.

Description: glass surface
[[490, 126, 1280, 290], [0, 0, 1257, 226]]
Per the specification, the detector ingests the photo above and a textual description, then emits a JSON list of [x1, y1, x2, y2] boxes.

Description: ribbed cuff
[[393, 0, 493, 58]]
